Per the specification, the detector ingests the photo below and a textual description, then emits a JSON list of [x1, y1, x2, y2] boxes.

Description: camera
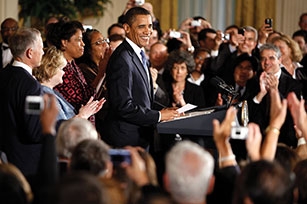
[[265, 18, 273, 28], [191, 20, 201, 27], [221, 33, 230, 41], [134, 0, 145, 6], [238, 28, 245, 36], [109, 149, 131, 165], [25, 95, 44, 115], [231, 126, 248, 140], [169, 31, 182, 39]]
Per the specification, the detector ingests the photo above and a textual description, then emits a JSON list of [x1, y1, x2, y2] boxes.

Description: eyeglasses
[[91, 38, 110, 45], [1, 26, 18, 32]]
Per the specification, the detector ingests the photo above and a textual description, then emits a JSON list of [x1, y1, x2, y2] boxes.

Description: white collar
[[125, 37, 144, 61]]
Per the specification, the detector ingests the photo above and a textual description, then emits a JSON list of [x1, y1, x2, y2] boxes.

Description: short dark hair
[[107, 23, 124, 36], [198, 28, 217, 41], [47, 20, 84, 50], [123, 7, 152, 26], [292, 29, 307, 43], [165, 50, 195, 74]]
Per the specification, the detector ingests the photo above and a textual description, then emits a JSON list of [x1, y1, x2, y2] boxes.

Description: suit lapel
[[123, 41, 153, 100]]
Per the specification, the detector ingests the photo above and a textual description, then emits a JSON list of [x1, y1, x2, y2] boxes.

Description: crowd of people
[[1, 0, 307, 203]]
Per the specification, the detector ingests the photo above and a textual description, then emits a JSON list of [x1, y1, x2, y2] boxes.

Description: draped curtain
[[147, 0, 178, 32], [235, 0, 276, 29]]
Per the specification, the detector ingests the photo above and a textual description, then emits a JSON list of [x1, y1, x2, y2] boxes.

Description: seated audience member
[[70, 138, 112, 178], [33, 46, 105, 122], [149, 42, 170, 109], [56, 118, 99, 176], [232, 160, 295, 204], [164, 140, 215, 204], [107, 23, 125, 38], [187, 48, 211, 86], [0, 18, 18, 69], [46, 20, 97, 124], [76, 28, 112, 90], [165, 49, 206, 108], [275, 143, 300, 173]]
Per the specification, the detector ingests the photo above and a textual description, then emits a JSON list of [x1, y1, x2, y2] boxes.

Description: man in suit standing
[[104, 7, 178, 148], [249, 43, 302, 147], [0, 28, 44, 183], [0, 18, 18, 69]]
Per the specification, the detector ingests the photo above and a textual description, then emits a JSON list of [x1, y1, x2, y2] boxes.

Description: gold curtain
[[235, 0, 276, 29], [147, 0, 178, 32]]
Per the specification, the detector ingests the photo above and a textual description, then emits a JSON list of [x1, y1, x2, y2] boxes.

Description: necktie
[[140, 50, 150, 82]]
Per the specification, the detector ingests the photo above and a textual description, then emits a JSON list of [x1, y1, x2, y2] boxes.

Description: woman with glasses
[[76, 29, 112, 90]]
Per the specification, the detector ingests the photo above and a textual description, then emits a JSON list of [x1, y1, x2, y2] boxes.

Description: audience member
[[70, 138, 112, 178], [149, 42, 170, 109], [33, 46, 105, 122], [293, 159, 307, 204], [0, 27, 44, 182], [232, 160, 295, 204], [103, 7, 178, 149], [76, 28, 112, 90], [56, 118, 99, 176], [0, 163, 33, 204], [0, 17, 18, 69], [271, 34, 303, 77], [165, 49, 206, 108], [108, 34, 125, 50], [107, 23, 125, 38], [164, 140, 215, 204], [179, 16, 212, 49], [198, 28, 222, 57], [46, 20, 97, 123], [187, 48, 210, 86], [298, 12, 307, 31], [249, 43, 302, 148]]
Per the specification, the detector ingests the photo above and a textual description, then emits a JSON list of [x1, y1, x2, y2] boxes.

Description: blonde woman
[[33, 46, 105, 122]]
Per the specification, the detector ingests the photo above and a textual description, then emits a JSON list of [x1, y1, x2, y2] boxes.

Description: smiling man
[[104, 7, 178, 149]]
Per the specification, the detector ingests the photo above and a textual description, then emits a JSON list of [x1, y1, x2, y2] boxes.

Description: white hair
[[56, 118, 98, 158], [165, 140, 214, 203]]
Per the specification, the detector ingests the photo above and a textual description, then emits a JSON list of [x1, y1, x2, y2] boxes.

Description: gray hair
[[259, 43, 282, 59], [243, 26, 258, 42], [56, 118, 98, 158], [165, 141, 214, 203], [8, 27, 41, 59]]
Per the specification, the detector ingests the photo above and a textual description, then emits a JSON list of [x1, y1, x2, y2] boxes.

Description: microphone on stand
[[210, 76, 239, 107]]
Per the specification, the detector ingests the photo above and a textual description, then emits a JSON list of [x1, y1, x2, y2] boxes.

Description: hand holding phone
[[265, 18, 273, 28]]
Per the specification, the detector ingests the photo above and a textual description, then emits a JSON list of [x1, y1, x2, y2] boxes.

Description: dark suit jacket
[[0, 64, 42, 178], [249, 71, 302, 147], [104, 40, 160, 148]]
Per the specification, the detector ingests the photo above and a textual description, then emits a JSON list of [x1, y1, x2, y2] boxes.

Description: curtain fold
[[147, 0, 178, 32], [235, 0, 276, 29]]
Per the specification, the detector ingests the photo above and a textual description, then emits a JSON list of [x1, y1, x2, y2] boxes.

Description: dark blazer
[[0, 42, 3, 69], [103, 40, 160, 148], [0, 64, 42, 178], [249, 71, 302, 147]]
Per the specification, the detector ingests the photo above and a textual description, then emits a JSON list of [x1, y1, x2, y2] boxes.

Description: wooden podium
[[157, 108, 226, 137]]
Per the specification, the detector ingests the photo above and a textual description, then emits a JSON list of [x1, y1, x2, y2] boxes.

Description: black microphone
[[210, 76, 238, 97]]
